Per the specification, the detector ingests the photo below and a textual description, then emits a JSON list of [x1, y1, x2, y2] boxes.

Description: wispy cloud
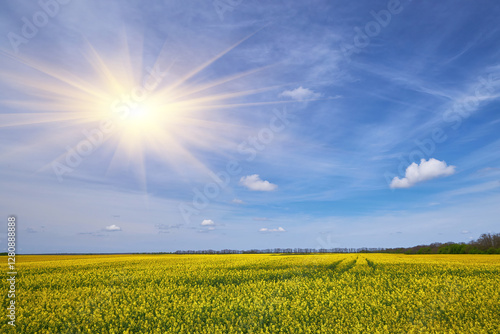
[[279, 86, 321, 101], [240, 174, 278, 191], [201, 219, 215, 226], [198, 219, 217, 233], [154, 223, 182, 234], [259, 227, 286, 233], [25, 227, 37, 233], [442, 181, 500, 198], [105, 224, 122, 232]]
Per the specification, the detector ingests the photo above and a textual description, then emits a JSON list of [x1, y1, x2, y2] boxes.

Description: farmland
[[2, 254, 499, 333]]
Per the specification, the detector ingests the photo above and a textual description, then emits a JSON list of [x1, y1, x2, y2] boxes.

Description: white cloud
[[232, 198, 244, 204], [201, 219, 215, 226], [239, 174, 277, 191], [105, 224, 121, 231], [259, 227, 286, 233], [279, 86, 321, 101], [461, 230, 471, 234], [390, 158, 456, 189]]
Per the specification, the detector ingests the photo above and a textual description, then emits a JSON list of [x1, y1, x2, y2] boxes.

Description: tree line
[[171, 233, 500, 255], [11, 232, 497, 256], [379, 233, 500, 255]]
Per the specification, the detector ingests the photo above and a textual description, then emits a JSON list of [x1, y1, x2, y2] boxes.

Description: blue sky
[[1, 0, 499, 253]]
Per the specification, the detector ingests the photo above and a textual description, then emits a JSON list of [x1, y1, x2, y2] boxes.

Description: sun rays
[[0, 31, 284, 186]]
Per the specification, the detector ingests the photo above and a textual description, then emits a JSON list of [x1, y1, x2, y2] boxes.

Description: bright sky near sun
[[0, 0, 499, 254]]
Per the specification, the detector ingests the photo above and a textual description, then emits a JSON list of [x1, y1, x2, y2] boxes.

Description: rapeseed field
[[2, 254, 499, 333]]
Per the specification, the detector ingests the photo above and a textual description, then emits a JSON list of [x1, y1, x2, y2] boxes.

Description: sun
[[128, 105, 151, 123], [0, 32, 296, 186], [117, 103, 160, 134], [111, 96, 181, 163]]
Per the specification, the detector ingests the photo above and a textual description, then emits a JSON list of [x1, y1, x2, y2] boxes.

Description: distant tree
[[417, 247, 432, 254], [486, 247, 500, 254], [439, 243, 467, 254], [475, 233, 500, 250]]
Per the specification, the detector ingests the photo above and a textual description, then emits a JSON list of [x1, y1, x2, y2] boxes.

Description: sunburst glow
[[0, 33, 292, 184]]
